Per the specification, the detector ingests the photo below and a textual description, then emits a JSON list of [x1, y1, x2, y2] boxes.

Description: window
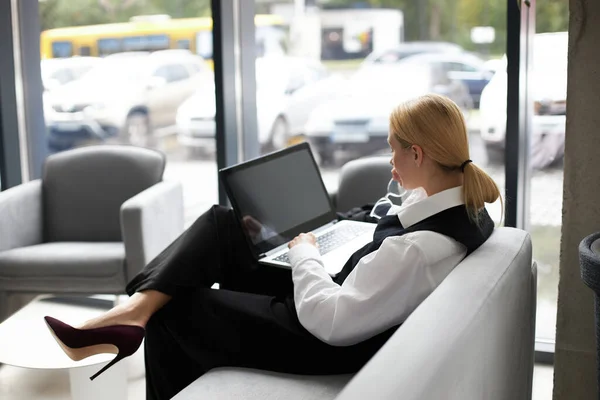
[[51, 41, 73, 58], [97, 38, 121, 56], [154, 64, 190, 83], [527, 31, 569, 342], [186, 61, 204, 75], [123, 35, 170, 52], [48, 68, 73, 85], [448, 62, 479, 73], [177, 39, 191, 50], [38, 3, 218, 230]]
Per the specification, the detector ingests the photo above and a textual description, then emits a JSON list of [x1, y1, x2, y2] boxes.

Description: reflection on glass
[[253, 1, 566, 344], [39, 3, 220, 226]]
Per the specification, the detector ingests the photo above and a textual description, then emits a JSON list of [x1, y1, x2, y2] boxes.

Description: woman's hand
[[288, 233, 318, 249]]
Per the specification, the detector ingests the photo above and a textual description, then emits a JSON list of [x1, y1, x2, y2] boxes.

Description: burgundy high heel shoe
[[44, 316, 145, 380]]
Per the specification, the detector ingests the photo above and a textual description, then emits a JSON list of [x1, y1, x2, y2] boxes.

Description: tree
[[318, 0, 568, 56], [39, 0, 210, 31], [536, 0, 568, 33], [39, 0, 568, 56]]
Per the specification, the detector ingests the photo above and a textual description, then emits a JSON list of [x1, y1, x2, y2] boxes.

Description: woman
[[45, 94, 501, 400]]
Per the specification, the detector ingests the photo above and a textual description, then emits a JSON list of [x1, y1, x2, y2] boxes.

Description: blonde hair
[[389, 94, 502, 221]]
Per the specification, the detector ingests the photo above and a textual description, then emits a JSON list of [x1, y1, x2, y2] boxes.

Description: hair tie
[[460, 159, 472, 172]]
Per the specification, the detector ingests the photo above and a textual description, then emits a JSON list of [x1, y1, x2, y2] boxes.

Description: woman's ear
[[412, 145, 424, 166]]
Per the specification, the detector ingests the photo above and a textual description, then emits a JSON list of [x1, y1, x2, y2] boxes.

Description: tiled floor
[[0, 353, 553, 400], [533, 364, 554, 400], [0, 297, 554, 399], [0, 347, 146, 399]]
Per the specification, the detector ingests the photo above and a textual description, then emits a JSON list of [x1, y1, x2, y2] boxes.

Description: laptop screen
[[220, 143, 335, 256]]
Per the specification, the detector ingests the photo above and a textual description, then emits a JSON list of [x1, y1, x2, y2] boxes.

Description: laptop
[[219, 142, 376, 276]]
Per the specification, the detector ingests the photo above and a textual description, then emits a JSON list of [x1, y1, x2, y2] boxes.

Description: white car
[[41, 57, 101, 91], [45, 50, 212, 150], [360, 41, 464, 66], [176, 56, 345, 154], [398, 52, 494, 108], [304, 62, 472, 164], [479, 32, 568, 168]]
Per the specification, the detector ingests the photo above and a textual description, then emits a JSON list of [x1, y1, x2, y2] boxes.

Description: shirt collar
[[395, 186, 464, 228]]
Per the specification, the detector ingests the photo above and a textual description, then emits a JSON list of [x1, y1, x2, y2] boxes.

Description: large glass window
[[39, 2, 217, 227], [253, 0, 564, 347], [254, 1, 504, 223], [528, 30, 568, 341]]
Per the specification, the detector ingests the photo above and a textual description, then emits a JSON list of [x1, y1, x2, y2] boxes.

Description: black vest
[[333, 205, 495, 285]]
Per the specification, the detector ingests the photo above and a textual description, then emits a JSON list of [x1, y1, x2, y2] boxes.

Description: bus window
[[196, 31, 213, 59], [177, 39, 191, 50], [147, 35, 169, 50], [98, 38, 122, 56], [79, 46, 91, 56], [51, 41, 73, 58], [123, 35, 169, 52]]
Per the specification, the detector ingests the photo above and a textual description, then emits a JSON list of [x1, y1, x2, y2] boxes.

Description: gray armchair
[[0, 146, 184, 321], [332, 155, 394, 212]]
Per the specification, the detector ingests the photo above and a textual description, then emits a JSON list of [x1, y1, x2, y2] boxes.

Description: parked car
[[399, 52, 493, 108], [304, 61, 472, 165], [176, 56, 345, 154], [360, 41, 464, 66], [41, 57, 101, 92], [479, 32, 568, 169], [44, 50, 212, 151]]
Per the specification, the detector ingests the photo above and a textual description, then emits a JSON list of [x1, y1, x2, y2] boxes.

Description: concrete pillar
[[553, 0, 600, 398]]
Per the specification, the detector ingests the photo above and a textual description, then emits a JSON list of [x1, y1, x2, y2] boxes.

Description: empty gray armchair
[[333, 155, 393, 212], [0, 146, 184, 321]]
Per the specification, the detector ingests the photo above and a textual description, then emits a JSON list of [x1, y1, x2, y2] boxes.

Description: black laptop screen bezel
[[219, 142, 337, 259]]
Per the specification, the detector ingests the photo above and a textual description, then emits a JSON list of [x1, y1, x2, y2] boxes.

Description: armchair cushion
[[0, 242, 125, 279], [172, 367, 352, 400], [43, 146, 165, 242]]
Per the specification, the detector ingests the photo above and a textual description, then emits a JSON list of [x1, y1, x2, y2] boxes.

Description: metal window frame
[[0, 0, 22, 190], [0, 0, 47, 191], [212, 0, 259, 206], [505, 0, 553, 365], [505, 0, 534, 230]]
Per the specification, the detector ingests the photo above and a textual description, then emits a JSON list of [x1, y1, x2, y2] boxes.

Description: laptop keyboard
[[273, 224, 372, 265]]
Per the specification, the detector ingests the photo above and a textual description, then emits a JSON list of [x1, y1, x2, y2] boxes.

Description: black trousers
[[126, 205, 395, 400]]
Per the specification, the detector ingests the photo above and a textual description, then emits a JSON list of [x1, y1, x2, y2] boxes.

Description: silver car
[[45, 50, 212, 150], [304, 62, 472, 165]]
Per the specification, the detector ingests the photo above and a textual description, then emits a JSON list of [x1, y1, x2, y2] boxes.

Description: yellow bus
[[40, 14, 288, 63]]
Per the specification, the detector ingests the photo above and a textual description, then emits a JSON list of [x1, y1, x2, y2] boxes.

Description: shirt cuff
[[288, 242, 322, 267]]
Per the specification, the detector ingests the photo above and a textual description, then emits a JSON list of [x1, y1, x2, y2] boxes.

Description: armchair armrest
[[0, 180, 43, 252], [121, 180, 184, 281]]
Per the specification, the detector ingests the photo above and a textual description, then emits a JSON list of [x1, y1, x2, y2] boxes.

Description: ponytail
[[462, 162, 502, 223]]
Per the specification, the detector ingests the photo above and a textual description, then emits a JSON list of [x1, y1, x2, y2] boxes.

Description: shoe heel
[[89, 352, 125, 381]]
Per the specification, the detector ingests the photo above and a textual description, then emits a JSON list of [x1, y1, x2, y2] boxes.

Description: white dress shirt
[[288, 186, 468, 346]]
